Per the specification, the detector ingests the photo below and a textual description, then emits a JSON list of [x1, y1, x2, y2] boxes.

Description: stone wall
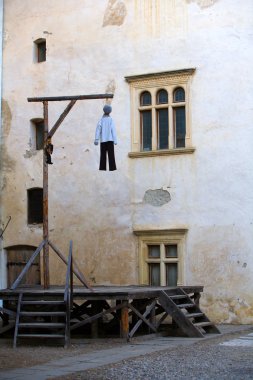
[[1, 0, 253, 323]]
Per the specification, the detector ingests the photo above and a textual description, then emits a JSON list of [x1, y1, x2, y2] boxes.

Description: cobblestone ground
[[54, 331, 253, 380]]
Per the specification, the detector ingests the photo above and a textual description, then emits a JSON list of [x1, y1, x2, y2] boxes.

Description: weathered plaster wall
[[1, 0, 253, 323], [0, 0, 6, 292]]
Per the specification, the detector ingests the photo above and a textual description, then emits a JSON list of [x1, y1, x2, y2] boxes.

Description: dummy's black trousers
[[99, 141, 117, 171]]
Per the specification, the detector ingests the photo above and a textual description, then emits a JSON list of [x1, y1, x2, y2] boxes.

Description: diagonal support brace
[[10, 240, 46, 290], [48, 99, 77, 138]]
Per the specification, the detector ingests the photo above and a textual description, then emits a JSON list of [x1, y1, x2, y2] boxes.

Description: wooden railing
[[64, 240, 73, 348]]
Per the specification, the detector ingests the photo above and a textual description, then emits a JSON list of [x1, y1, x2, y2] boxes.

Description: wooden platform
[[0, 285, 203, 300], [0, 285, 220, 347]]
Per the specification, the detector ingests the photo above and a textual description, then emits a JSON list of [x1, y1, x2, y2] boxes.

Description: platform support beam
[[120, 301, 129, 339], [43, 101, 50, 289]]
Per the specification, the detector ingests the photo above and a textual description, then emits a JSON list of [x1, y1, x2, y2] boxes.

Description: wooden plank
[[21, 300, 64, 305], [13, 293, 22, 348], [70, 302, 124, 331], [10, 241, 46, 290], [120, 301, 129, 339], [128, 301, 157, 338], [43, 100, 49, 289], [20, 311, 65, 316], [156, 311, 168, 329], [149, 302, 156, 332], [158, 291, 204, 338], [19, 323, 65, 328], [27, 94, 114, 102], [0, 286, 204, 300], [18, 334, 64, 338], [48, 100, 77, 138], [64, 240, 72, 348]]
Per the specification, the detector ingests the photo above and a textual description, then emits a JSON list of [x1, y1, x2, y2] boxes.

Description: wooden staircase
[[12, 241, 74, 348], [13, 293, 68, 348], [158, 288, 220, 338]]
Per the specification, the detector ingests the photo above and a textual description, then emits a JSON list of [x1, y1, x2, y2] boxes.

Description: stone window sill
[[128, 147, 195, 158]]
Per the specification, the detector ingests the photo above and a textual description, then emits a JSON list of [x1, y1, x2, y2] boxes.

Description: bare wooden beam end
[[27, 94, 114, 102]]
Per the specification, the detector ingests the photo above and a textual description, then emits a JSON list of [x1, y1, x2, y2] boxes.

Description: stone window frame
[[125, 69, 196, 158], [33, 38, 46, 63], [27, 188, 43, 225], [30, 118, 44, 150], [133, 229, 187, 286]]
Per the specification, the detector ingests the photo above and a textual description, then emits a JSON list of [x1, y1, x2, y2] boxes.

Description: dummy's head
[[103, 105, 112, 115]]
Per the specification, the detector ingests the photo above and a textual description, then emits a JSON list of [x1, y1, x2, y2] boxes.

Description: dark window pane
[[149, 263, 160, 286], [166, 263, 178, 286], [174, 87, 185, 102], [141, 110, 152, 151], [140, 91, 151, 106], [174, 107, 186, 148], [37, 41, 46, 62], [28, 189, 43, 224], [157, 109, 168, 149], [165, 245, 178, 258], [35, 121, 44, 150], [148, 245, 160, 258], [157, 89, 168, 104]]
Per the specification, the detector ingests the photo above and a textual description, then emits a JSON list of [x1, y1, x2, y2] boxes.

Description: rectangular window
[[165, 244, 177, 258], [148, 245, 160, 258], [134, 229, 187, 287], [174, 107, 186, 148], [147, 244, 179, 286], [166, 263, 178, 286], [35, 120, 44, 150], [38, 41, 46, 62], [149, 263, 160, 286], [28, 188, 43, 224], [34, 38, 46, 63], [141, 110, 152, 151], [126, 69, 195, 158], [31, 119, 44, 150], [157, 109, 169, 149]]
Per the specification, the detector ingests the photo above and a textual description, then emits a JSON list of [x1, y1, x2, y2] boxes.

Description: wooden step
[[19, 323, 65, 328], [177, 303, 194, 308], [186, 312, 204, 318], [20, 311, 66, 316], [17, 334, 65, 338], [21, 301, 65, 306], [169, 295, 188, 299], [194, 321, 213, 327], [158, 291, 205, 338]]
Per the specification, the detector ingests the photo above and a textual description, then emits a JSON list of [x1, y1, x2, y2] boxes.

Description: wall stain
[[0, 144, 15, 173], [186, 0, 219, 9], [2, 99, 12, 137], [105, 80, 116, 105], [1, 100, 15, 173], [103, 0, 127, 27], [106, 79, 116, 94], [143, 188, 171, 207], [23, 150, 37, 158]]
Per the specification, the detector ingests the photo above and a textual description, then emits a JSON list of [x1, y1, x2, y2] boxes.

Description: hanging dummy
[[45, 136, 53, 165], [94, 105, 117, 171]]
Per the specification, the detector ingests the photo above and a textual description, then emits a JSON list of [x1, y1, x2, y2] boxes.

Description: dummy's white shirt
[[95, 115, 117, 144]]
